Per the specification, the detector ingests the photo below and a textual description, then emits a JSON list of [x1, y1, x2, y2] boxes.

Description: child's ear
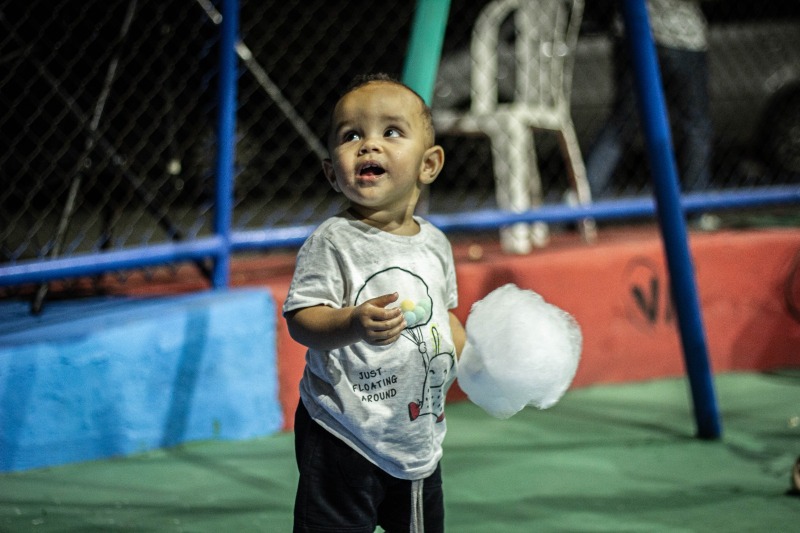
[[420, 145, 445, 185], [322, 158, 341, 192]]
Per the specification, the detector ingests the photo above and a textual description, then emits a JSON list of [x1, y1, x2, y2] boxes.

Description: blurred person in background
[[585, 0, 714, 205]]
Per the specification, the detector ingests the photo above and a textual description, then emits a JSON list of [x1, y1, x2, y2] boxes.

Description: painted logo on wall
[[623, 257, 674, 331]]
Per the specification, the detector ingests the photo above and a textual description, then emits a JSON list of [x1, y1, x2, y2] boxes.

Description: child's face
[[323, 82, 443, 220]]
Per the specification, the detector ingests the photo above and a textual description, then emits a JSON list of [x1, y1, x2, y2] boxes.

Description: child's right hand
[[351, 292, 407, 346]]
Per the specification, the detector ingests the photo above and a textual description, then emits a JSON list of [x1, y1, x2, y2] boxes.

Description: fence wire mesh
[[1, 0, 798, 294]]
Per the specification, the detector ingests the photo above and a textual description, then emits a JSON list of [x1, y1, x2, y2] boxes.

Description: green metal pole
[[402, 0, 452, 105]]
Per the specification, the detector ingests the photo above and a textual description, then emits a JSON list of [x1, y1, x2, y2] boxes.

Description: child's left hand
[[350, 292, 407, 346]]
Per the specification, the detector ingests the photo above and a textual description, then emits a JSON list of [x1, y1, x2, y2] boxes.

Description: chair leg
[[488, 118, 538, 254], [557, 121, 597, 243], [524, 130, 550, 248]]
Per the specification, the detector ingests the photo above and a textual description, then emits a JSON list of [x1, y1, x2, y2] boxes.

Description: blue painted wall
[[0, 289, 282, 472]]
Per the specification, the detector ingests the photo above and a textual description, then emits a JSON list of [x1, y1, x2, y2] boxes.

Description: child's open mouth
[[358, 162, 386, 178]]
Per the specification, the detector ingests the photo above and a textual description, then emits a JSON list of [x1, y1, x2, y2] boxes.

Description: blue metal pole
[[402, 0, 452, 104], [212, 0, 238, 288], [621, 0, 721, 439]]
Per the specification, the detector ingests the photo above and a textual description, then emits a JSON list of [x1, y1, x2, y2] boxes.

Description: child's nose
[[358, 137, 382, 154]]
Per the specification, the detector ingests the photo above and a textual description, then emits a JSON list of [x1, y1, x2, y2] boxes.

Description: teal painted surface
[[402, 0, 451, 104], [0, 289, 282, 472]]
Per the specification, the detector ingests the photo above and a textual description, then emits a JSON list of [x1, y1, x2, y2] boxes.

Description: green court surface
[[2, 371, 798, 532]]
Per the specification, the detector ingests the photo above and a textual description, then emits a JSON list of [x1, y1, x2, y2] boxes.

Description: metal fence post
[[621, 0, 721, 439], [212, 0, 238, 288], [402, 0, 451, 104]]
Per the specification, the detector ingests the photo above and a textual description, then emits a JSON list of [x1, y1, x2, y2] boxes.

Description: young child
[[283, 73, 465, 533]]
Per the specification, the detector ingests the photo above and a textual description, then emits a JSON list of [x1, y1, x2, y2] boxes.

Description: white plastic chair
[[434, 0, 595, 253]]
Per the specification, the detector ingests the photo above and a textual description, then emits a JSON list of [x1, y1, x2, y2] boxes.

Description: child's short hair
[[329, 73, 436, 148]]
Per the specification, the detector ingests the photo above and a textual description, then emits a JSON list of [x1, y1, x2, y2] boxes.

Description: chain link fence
[[2, 1, 220, 269], [1, 0, 799, 296]]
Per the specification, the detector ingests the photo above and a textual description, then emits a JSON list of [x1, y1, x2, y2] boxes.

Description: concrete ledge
[[0, 289, 282, 472]]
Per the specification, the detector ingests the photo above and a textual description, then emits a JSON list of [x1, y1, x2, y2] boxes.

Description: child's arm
[[286, 292, 407, 351], [449, 311, 465, 359]]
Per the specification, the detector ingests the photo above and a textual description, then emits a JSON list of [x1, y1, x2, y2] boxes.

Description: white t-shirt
[[283, 212, 459, 480]]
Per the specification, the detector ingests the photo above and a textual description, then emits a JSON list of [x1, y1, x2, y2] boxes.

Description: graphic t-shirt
[[283, 213, 459, 480]]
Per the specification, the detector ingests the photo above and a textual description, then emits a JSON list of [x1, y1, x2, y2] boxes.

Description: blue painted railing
[[3, 185, 797, 287]]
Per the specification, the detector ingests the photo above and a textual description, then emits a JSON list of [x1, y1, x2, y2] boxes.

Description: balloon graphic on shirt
[[399, 296, 432, 329], [354, 267, 433, 330], [354, 266, 451, 423]]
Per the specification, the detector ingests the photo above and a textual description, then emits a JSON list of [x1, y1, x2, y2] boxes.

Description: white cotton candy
[[457, 283, 582, 419]]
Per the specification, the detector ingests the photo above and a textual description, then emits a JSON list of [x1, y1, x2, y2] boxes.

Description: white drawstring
[[410, 479, 424, 533]]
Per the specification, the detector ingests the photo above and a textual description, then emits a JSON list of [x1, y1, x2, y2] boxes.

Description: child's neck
[[347, 206, 420, 236]]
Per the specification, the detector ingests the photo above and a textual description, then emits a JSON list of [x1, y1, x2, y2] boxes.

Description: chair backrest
[[470, 0, 584, 115]]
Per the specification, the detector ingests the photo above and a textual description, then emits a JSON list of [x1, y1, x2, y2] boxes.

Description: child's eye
[[342, 131, 361, 143], [384, 128, 401, 138]]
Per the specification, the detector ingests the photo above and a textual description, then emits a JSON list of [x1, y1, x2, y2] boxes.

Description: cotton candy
[[457, 284, 582, 419]]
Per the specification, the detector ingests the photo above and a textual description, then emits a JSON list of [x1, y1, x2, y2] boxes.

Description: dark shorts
[[293, 401, 444, 533]]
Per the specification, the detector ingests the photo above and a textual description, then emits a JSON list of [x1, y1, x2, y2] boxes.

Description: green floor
[[2, 372, 798, 532]]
